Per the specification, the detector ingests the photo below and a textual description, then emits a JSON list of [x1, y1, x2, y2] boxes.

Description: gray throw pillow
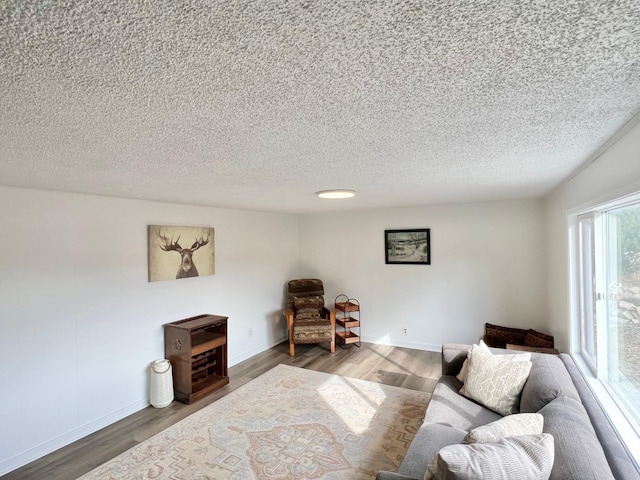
[[425, 433, 554, 480]]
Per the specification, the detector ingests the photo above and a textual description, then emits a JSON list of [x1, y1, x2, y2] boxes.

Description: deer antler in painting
[[189, 231, 210, 252], [157, 230, 183, 252], [156, 228, 210, 279]]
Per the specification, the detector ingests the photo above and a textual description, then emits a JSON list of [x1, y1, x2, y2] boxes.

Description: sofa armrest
[[441, 343, 472, 376]]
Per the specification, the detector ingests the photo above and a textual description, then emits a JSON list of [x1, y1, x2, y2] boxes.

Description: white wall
[[9, 126, 636, 474], [546, 118, 640, 351], [299, 199, 548, 350], [0, 186, 299, 475]]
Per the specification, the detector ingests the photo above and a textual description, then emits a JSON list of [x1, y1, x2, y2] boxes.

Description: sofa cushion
[[539, 396, 615, 480], [520, 354, 581, 413], [441, 343, 473, 376], [393, 423, 467, 479], [463, 413, 544, 444], [425, 434, 554, 480], [560, 355, 640, 480], [461, 342, 532, 416], [425, 376, 502, 431]]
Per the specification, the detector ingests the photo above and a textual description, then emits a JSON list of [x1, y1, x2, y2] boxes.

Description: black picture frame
[[385, 229, 431, 265]]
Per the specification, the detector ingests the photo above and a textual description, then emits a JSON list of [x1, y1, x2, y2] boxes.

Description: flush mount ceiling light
[[316, 189, 356, 199]]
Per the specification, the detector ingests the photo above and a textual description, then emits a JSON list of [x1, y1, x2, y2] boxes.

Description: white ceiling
[[1, 1, 639, 214]]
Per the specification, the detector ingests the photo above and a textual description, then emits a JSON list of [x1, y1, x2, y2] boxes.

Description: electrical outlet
[[402, 327, 408, 335], [248, 328, 253, 337]]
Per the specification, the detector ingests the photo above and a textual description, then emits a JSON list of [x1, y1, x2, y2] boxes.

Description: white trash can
[[150, 359, 174, 408]]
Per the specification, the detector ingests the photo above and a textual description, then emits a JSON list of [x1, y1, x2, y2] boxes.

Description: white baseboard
[[0, 399, 148, 476], [361, 335, 441, 353], [229, 335, 287, 366], [1, 334, 431, 476]]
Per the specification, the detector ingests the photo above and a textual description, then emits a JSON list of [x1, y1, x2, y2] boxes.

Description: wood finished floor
[[3, 341, 442, 480]]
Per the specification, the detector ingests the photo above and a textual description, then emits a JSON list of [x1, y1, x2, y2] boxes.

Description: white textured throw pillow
[[456, 357, 470, 383], [424, 433, 554, 480], [457, 342, 530, 384], [461, 342, 532, 415], [464, 413, 544, 443]]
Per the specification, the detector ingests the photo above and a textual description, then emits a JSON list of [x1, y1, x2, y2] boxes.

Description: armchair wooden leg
[[285, 309, 296, 356], [330, 309, 336, 353]]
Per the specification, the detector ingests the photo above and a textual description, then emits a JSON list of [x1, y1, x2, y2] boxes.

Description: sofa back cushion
[[395, 423, 467, 480], [441, 343, 473, 377], [520, 354, 581, 413], [560, 355, 640, 480], [539, 396, 615, 480], [426, 376, 502, 431]]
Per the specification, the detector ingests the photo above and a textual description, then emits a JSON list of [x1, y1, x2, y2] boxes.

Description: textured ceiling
[[1, 1, 639, 214]]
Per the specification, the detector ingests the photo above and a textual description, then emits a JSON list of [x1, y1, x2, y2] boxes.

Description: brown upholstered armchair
[[284, 279, 335, 356]]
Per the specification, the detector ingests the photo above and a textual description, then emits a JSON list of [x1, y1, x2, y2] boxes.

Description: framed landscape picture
[[385, 228, 431, 265]]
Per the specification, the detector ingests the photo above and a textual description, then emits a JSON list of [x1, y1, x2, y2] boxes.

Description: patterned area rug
[[79, 364, 430, 479]]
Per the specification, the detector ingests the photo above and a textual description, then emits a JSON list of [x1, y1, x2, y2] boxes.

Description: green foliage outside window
[[612, 204, 640, 276]]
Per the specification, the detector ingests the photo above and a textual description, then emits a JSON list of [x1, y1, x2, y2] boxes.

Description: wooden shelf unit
[[164, 314, 229, 404], [335, 295, 361, 348]]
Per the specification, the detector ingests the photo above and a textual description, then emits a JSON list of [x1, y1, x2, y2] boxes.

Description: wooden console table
[[164, 314, 229, 404]]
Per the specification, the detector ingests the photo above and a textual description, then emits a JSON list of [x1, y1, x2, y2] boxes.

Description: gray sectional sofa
[[376, 343, 640, 480]]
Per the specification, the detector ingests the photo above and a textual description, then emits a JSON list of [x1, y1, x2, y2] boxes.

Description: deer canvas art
[[148, 225, 215, 282]]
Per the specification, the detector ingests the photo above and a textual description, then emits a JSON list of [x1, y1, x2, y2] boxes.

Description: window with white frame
[[576, 198, 640, 431]]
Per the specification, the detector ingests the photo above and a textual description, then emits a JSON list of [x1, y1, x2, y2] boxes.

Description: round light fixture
[[316, 189, 355, 199]]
